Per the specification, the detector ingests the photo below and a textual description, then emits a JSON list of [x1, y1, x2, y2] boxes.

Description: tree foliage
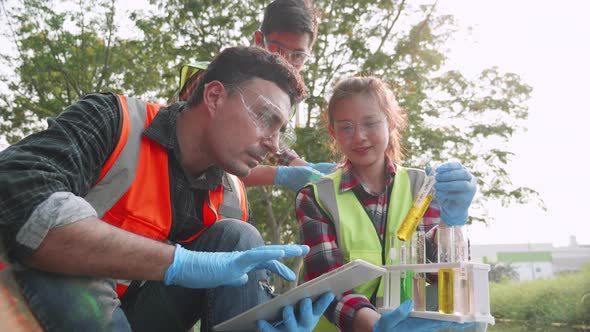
[[0, 0, 543, 287], [127, 0, 268, 100], [489, 262, 519, 283], [0, 0, 161, 143]]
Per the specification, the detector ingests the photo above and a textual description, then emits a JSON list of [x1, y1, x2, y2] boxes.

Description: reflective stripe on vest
[[310, 165, 425, 331], [85, 95, 248, 242]]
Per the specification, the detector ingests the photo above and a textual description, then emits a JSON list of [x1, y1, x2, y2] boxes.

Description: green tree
[[0, 0, 542, 290], [295, 1, 542, 221], [251, 0, 541, 270], [489, 262, 519, 283], [127, 0, 268, 100], [0, 0, 156, 143]]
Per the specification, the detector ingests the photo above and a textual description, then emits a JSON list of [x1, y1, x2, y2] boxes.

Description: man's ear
[[254, 30, 264, 47], [203, 81, 225, 116]]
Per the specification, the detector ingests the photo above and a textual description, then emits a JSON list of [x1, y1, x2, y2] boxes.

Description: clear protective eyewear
[[235, 87, 297, 154], [262, 35, 312, 67], [333, 116, 387, 139]]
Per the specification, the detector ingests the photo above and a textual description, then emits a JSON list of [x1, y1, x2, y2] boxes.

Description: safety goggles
[[176, 62, 298, 120], [235, 87, 296, 154], [262, 35, 312, 67]]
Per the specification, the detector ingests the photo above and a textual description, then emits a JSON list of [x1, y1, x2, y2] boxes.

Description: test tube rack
[[378, 261, 495, 325]]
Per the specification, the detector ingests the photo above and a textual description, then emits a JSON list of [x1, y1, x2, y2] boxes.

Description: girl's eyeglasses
[[333, 117, 387, 139]]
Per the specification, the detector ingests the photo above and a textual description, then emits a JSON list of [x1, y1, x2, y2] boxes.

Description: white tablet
[[213, 259, 387, 331]]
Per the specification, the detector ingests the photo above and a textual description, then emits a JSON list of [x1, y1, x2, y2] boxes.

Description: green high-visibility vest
[[168, 62, 210, 104], [179, 62, 209, 93], [309, 165, 426, 331]]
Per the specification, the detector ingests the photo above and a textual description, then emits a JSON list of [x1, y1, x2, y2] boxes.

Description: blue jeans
[[14, 219, 274, 332]]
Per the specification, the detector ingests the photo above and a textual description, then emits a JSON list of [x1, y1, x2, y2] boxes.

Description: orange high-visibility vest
[[85, 95, 249, 298], [86, 94, 248, 243]]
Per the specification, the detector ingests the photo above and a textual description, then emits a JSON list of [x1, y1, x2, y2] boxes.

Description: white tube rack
[[378, 262, 495, 325]]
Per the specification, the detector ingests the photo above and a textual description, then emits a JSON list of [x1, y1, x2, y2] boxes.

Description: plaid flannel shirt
[[295, 159, 440, 331]]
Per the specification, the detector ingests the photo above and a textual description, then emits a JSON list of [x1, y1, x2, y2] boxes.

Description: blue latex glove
[[257, 292, 335, 332], [427, 162, 477, 226], [374, 299, 473, 332], [307, 162, 337, 175], [274, 166, 324, 192], [164, 244, 309, 289]]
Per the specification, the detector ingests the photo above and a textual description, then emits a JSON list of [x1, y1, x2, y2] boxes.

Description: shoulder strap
[[85, 96, 148, 217]]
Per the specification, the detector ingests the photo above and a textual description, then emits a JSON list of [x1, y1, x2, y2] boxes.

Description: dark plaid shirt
[[0, 93, 251, 261], [295, 159, 440, 332]]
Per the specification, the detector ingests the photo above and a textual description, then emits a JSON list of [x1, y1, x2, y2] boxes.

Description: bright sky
[[437, 0, 590, 247]]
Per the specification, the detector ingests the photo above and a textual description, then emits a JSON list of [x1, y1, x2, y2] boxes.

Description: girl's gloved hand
[[164, 244, 309, 289], [427, 162, 477, 226]]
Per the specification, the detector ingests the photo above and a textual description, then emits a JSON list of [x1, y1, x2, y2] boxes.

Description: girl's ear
[[328, 124, 336, 140]]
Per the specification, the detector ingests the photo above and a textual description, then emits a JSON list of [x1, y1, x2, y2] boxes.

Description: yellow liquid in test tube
[[397, 171, 436, 241], [438, 268, 454, 314], [397, 195, 433, 241]]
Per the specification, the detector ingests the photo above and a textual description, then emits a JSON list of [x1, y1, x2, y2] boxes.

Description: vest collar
[[339, 158, 397, 194], [141, 102, 225, 191], [186, 166, 224, 191], [143, 103, 183, 150]]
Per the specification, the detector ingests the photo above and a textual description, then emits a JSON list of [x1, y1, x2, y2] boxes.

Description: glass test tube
[[397, 170, 436, 241], [437, 222, 455, 314], [411, 231, 426, 311], [453, 226, 470, 314], [399, 240, 413, 303], [437, 222, 470, 314], [386, 234, 397, 309]]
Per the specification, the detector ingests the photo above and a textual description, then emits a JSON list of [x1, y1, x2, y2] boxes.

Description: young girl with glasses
[[295, 76, 477, 332]]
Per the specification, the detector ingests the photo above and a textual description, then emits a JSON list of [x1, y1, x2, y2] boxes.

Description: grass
[[490, 265, 590, 326]]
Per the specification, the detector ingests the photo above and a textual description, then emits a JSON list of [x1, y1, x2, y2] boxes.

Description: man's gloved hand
[[274, 166, 324, 192], [164, 244, 309, 289], [257, 292, 335, 332], [374, 299, 473, 332], [427, 162, 477, 226], [307, 162, 337, 175]]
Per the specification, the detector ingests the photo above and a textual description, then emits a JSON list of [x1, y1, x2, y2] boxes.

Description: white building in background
[[470, 236, 590, 281]]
